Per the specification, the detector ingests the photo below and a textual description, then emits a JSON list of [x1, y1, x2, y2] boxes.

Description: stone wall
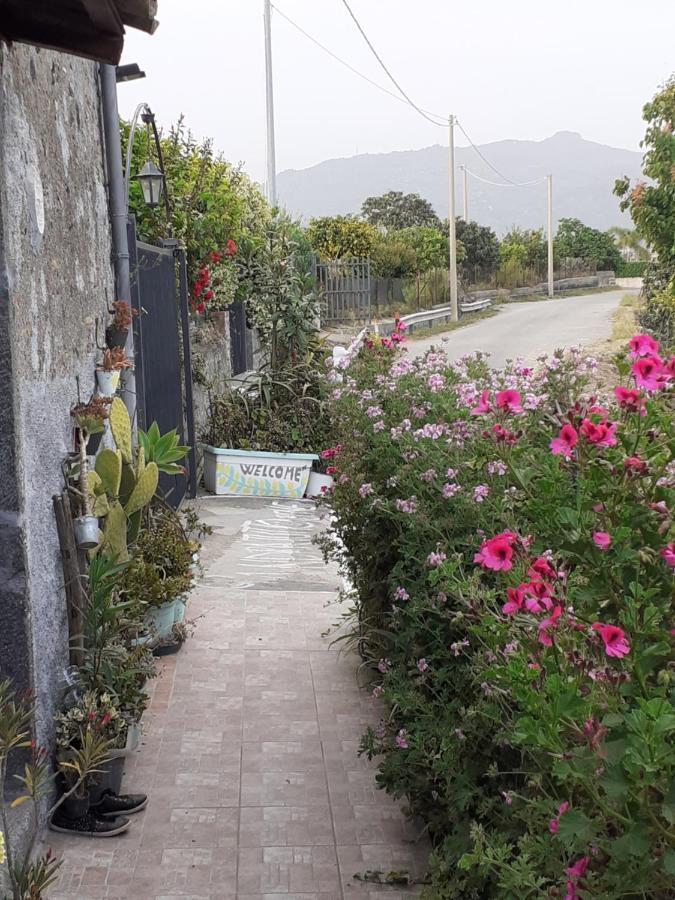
[[0, 45, 114, 754], [190, 317, 232, 441]]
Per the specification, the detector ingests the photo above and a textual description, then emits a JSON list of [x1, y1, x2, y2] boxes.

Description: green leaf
[[556, 810, 593, 848], [599, 766, 629, 800], [663, 849, 675, 877], [611, 827, 650, 858]]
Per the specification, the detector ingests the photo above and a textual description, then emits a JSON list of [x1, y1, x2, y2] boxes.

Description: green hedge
[[616, 260, 647, 277]]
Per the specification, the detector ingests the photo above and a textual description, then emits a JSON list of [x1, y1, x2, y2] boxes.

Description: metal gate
[[314, 257, 371, 324], [229, 299, 253, 375], [128, 221, 196, 506]]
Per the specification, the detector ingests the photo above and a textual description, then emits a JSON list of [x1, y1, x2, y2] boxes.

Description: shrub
[[323, 331, 675, 898], [616, 260, 648, 277], [639, 280, 675, 346]]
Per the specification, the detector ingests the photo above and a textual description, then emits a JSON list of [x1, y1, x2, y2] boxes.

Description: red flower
[[579, 418, 618, 448], [660, 543, 675, 567], [210, 251, 222, 264], [629, 333, 659, 358], [193, 283, 203, 298], [224, 239, 237, 257], [523, 580, 553, 614], [495, 390, 523, 414], [538, 605, 562, 646], [470, 390, 491, 416], [474, 534, 514, 571], [632, 355, 663, 391], [592, 622, 630, 658], [528, 557, 556, 581], [623, 455, 647, 475], [614, 385, 645, 414], [204, 290, 214, 301], [550, 424, 578, 459], [502, 584, 526, 615], [195, 302, 205, 314]]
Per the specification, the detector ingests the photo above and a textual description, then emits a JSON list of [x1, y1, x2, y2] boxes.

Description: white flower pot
[[305, 471, 334, 498], [202, 446, 318, 499], [96, 369, 121, 396]]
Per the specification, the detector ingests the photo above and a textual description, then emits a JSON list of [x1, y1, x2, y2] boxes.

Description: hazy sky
[[119, 0, 674, 185]]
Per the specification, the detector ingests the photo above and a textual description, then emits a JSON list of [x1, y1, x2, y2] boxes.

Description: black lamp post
[[124, 103, 172, 233]]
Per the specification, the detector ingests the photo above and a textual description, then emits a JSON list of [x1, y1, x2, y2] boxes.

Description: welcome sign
[[202, 446, 318, 498]]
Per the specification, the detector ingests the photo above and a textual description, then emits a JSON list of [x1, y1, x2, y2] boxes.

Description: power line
[[456, 121, 527, 186], [271, 4, 440, 118], [464, 166, 547, 188], [338, 0, 447, 126]]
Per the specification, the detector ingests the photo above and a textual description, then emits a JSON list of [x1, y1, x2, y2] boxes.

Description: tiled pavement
[[48, 498, 428, 899]]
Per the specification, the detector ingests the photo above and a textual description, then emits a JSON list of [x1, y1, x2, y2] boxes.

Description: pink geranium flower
[[566, 856, 590, 880], [474, 534, 515, 571], [523, 580, 553, 614], [614, 385, 645, 414], [550, 424, 578, 459], [592, 622, 631, 658], [549, 800, 569, 833], [502, 585, 526, 615], [592, 531, 611, 550], [470, 390, 491, 416], [632, 355, 663, 391], [528, 557, 557, 581], [580, 419, 618, 448], [629, 333, 660, 358], [495, 389, 523, 414], [538, 605, 562, 646], [660, 543, 675, 567], [395, 728, 409, 749]]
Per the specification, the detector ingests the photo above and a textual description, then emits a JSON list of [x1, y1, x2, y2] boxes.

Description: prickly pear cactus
[[95, 449, 122, 498], [109, 398, 132, 464], [127, 509, 142, 545], [136, 445, 145, 478], [86, 471, 110, 518], [101, 500, 128, 562], [124, 462, 159, 516]]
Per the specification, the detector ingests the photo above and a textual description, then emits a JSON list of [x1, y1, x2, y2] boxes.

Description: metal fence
[[314, 257, 371, 324]]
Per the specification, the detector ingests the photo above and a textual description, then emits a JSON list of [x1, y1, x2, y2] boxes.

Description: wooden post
[[53, 491, 86, 667]]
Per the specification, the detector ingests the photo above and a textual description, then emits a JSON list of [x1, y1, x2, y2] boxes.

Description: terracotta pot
[[105, 325, 128, 349]]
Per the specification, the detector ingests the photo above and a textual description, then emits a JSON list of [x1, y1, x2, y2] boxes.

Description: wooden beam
[[53, 492, 86, 668]]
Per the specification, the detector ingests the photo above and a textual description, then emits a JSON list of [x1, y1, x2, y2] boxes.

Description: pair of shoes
[[49, 791, 148, 837]]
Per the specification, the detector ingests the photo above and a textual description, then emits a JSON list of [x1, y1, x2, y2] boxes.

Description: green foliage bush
[[555, 218, 622, 271], [322, 333, 675, 898], [616, 260, 648, 277], [307, 215, 378, 259]]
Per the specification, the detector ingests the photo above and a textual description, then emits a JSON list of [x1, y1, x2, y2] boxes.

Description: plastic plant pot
[[96, 369, 121, 396], [105, 325, 128, 349], [143, 600, 177, 640]]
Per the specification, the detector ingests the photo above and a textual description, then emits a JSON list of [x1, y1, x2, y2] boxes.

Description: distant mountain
[[277, 132, 643, 235]]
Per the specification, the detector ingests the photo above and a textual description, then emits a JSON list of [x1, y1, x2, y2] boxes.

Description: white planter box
[[202, 446, 318, 499], [96, 369, 121, 395], [305, 471, 334, 498]]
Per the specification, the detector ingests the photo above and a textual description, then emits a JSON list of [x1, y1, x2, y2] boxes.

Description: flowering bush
[[322, 331, 675, 898], [191, 241, 238, 314]]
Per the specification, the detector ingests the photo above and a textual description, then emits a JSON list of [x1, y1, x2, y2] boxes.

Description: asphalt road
[[408, 289, 633, 366]]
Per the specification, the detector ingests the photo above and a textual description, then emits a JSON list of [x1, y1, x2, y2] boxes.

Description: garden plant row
[[321, 325, 675, 898]]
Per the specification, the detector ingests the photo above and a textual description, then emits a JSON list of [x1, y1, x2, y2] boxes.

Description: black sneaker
[[49, 810, 130, 837], [92, 789, 148, 818]]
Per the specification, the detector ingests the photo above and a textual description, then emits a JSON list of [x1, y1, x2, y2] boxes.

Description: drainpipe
[[99, 63, 137, 430]]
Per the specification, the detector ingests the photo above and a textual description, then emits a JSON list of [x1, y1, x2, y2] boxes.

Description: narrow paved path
[[50, 498, 426, 899], [408, 289, 632, 365]]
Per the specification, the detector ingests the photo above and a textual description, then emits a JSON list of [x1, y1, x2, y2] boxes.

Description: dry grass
[[584, 293, 643, 394]]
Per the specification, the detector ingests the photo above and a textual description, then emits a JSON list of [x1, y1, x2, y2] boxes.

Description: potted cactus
[[105, 300, 137, 349], [96, 347, 133, 397], [70, 398, 111, 549]]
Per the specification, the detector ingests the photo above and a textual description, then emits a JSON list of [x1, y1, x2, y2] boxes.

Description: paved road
[[408, 289, 633, 366]]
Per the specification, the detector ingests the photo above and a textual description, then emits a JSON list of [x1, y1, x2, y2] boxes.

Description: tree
[[607, 227, 650, 261], [397, 226, 449, 274], [306, 215, 377, 259], [554, 218, 622, 270], [454, 219, 499, 281], [370, 234, 417, 278], [500, 227, 548, 269], [615, 75, 675, 278], [361, 191, 441, 230]]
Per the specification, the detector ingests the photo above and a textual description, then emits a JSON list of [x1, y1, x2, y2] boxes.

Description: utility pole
[[263, 0, 277, 206], [448, 115, 458, 321], [547, 174, 554, 298], [461, 165, 468, 221]]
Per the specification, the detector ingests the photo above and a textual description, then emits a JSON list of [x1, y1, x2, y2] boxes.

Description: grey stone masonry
[[0, 43, 114, 759]]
